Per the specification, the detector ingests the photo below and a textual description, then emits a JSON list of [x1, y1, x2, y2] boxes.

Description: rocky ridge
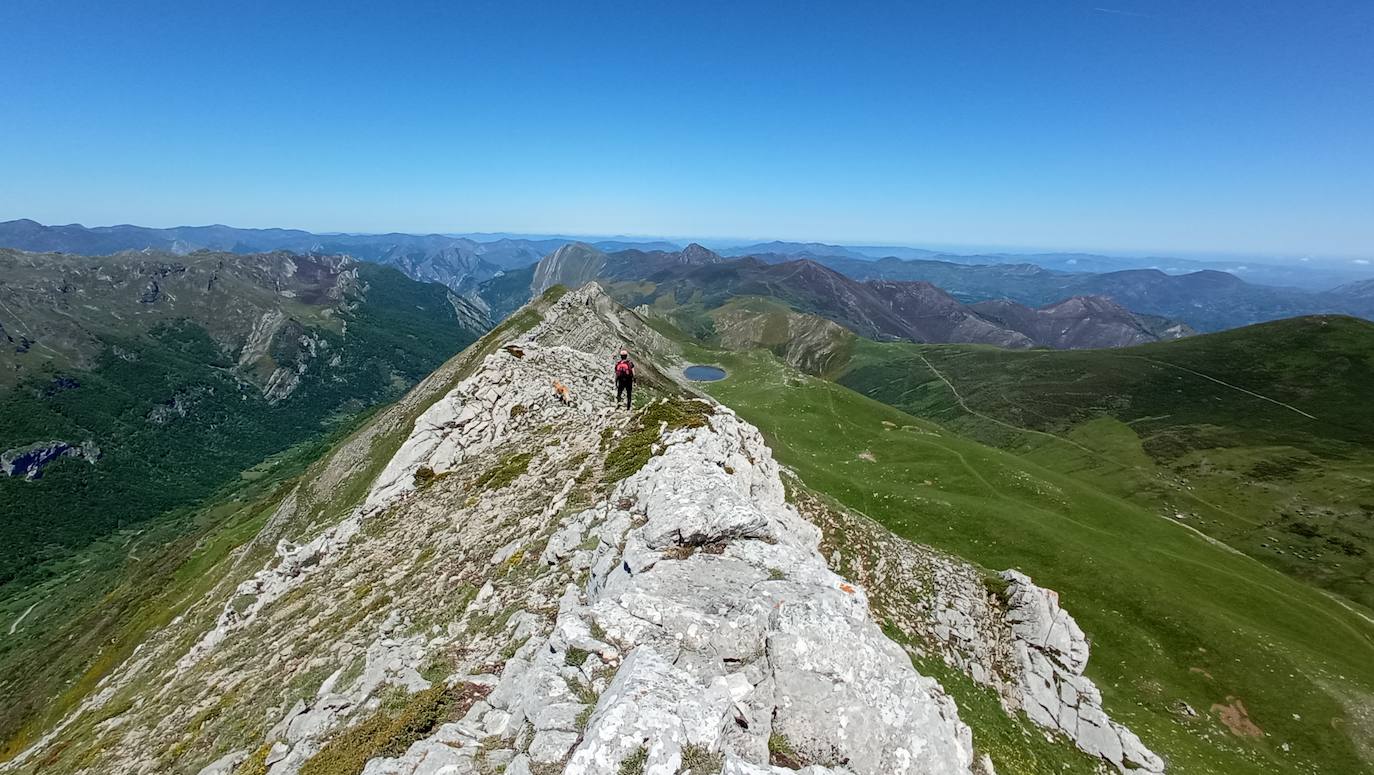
[[3, 285, 1160, 775]]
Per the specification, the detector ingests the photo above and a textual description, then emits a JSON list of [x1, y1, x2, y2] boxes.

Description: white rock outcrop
[[807, 493, 1164, 774], [355, 288, 977, 773], [1001, 571, 1164, 773]]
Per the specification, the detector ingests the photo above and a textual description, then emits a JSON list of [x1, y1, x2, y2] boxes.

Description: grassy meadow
[[681, 340, 1374, 775]]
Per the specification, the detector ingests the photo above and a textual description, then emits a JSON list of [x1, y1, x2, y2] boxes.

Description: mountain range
[[0, 220, 669, 304], [769, 252, 1374, 332], [728, 240, 1374, 291], [501, 242, 1193, 350], [6, 220, 1373, 335]]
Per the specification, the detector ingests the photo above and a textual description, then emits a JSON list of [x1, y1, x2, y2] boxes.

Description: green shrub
[[299, 683, 485, 775], [471, 452, 534, 492], [235, 743, 273, 775], [619, 745, 648, 775], [768, 733, 803, 768], [679, 743, 723, 773], [603, 398, 713, 484]]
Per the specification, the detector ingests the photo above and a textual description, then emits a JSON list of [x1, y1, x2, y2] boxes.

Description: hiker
[[614, 349, 635, 409]]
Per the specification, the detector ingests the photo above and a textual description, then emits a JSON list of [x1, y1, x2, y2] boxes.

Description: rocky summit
[[4, 285, 1161, 775]]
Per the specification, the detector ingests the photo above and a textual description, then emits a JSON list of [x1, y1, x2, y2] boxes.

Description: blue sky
[[2, 0, 1371, 258]]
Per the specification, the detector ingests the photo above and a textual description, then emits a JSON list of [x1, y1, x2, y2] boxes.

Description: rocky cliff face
[[531, 244, 609, 296], [0, 440, 100, 480], [3, 285, 1161, 775]]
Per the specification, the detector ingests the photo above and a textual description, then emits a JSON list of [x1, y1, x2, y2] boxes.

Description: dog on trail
[[551, 379, 573, 405]]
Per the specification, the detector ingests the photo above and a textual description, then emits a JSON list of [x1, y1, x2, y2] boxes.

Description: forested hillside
[[0, 250, 485, 587]]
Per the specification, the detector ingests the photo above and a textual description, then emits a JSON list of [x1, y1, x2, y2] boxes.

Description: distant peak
[[1045, 294, 1129, 313], [679, 242, 723, 264], [555, 240, 601, 254]]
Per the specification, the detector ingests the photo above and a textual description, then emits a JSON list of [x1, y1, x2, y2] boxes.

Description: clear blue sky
[[2, 0, 1371, 258]]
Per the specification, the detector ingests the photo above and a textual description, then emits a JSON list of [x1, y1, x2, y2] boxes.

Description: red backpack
[[615, 359, 634, 377]]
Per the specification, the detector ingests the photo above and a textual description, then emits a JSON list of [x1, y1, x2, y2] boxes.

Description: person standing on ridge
[[614, 349, 635, 410]]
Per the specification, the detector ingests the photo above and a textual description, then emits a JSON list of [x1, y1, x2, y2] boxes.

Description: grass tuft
[[678, 742, 723, 773], [471, 451, 534, 493], [618, 745, 648, 775], [768, 733, 803, 768], [298, 683, 487, 775], [602, 398, 714, 484]]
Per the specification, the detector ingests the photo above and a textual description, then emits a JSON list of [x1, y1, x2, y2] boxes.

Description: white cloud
[[1355, 259, 1370, 265]]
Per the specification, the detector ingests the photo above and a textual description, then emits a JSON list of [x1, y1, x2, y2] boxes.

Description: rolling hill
[[823, 315, 1374, 609]]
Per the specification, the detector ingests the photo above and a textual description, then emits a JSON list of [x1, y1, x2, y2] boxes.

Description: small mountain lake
[[684, 365, 728, 382]]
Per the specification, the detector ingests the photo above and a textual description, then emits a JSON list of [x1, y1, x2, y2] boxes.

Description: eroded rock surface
[[1000, 571, 1163, 773]]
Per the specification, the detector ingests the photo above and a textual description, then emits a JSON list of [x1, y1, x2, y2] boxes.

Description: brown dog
[[552, 379, 572, 405]]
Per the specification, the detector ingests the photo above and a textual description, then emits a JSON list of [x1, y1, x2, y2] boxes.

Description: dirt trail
[[7, 602, 37, 636], [915, 353, 1099, 455], [1136, 357, 1317, 420]]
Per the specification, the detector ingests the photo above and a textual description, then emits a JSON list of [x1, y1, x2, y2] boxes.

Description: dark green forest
[[0, 264, 478, 587]]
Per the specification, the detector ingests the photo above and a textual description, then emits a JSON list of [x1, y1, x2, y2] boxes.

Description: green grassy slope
[[0, 288, 564, 760], [834, 315, 1374, 609], [677, 341, 1374, 774]]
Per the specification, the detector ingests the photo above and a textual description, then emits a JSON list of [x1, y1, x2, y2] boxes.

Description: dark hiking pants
[[616, 376, 633, 409]]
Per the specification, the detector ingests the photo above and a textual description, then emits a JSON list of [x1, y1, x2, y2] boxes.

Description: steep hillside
[[969, 296, 1193, 349], [2, 286, 1171, 775], [0, 289, 564, 764], [0, 249, 487, 587], [678, 339, 1374, 775], [1331, 277, 1374, 301], [835, 316, 1374, 608], [530, 243, 609, 295], [865, 281, 1034, 348], [473, 265, 538, 323], [706, 297, 858, 376]]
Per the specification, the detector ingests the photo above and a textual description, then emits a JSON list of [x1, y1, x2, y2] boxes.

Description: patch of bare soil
[[1211, 696, 1264, 737]]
